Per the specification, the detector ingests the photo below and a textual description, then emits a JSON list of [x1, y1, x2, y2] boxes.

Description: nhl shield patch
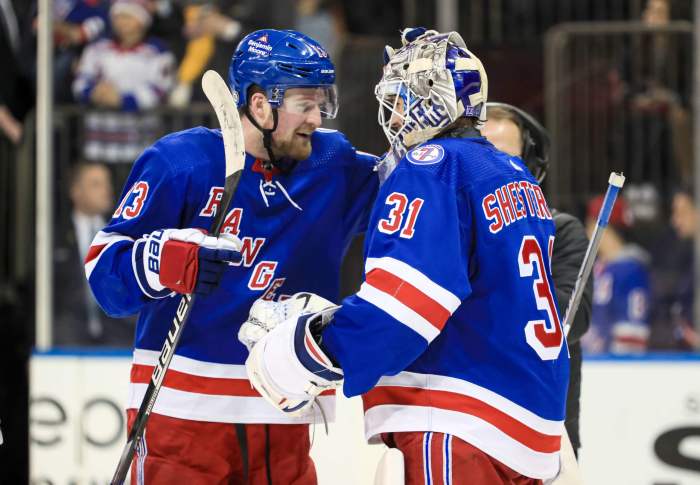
[[407, 144, 445, 165]]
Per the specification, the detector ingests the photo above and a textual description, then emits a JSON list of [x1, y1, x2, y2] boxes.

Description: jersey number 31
[[518, 235, 564, 360]]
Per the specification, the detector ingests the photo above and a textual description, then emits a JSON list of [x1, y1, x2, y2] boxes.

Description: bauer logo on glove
[[133, 228, 242, 297]]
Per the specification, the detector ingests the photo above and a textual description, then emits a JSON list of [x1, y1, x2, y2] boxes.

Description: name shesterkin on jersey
[[481, 174, 552, 234]]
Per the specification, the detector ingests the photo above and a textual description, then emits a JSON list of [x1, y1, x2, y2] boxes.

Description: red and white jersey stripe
[[362, 371, 563, 480], [128, 349, 335, 424], [357, 257, 462, 342], [84, 230, 134, 279]]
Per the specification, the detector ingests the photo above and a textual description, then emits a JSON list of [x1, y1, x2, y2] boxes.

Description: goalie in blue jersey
[[243, 28, 570, 484]]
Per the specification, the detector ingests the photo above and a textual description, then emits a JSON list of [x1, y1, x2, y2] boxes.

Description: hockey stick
[[547, 172, 625, 485], [110, 70, 246, 484], [561, 172, 625, 336]]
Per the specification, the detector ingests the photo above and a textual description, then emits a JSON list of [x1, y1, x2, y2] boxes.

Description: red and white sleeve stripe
[[357, 257, 462, 342], [84, 230, 134, 279]]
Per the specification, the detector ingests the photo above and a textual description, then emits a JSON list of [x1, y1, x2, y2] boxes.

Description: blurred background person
[[0, 0, 33, 145], [168, 1, 243, 107], [72, 0, 174, 188], [54, 161, 135, 346], [50, 0, 110, 102], [583, 195, 651, 354], [665, 187, 700, 349], [482, 102, 592, 458]]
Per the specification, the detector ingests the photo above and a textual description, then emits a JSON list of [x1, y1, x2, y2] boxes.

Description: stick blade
[[201, 70, 246, 178]]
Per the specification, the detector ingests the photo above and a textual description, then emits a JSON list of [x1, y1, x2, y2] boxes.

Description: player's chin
[[289, 137, 313, 160]]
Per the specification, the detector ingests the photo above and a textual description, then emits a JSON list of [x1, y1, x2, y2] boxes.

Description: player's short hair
[[239, 85, 266, 115], [69, 161, 108, 188]]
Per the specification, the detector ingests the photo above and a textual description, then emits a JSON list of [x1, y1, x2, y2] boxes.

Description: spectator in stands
[[0, 1, 33, 144], [295, 0, 345, 61], [54, 161, 135, 346], [583, 196, 651, 354], [169, 1, 242, 107], [54, 1, 110, 100], [666, 187, 700, 349], [72, 0, 174, 180], [609, 0, 692, 188]]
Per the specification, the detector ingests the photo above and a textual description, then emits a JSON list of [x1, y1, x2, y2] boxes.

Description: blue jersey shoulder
[[149, 127, 223, 176], [304, 129, 377, 171]]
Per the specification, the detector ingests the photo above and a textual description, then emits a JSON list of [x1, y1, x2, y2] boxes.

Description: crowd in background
[[0, 0, 696, 351], [0, 1, 696, 482]]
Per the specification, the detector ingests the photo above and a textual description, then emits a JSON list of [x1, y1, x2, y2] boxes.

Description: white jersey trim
[[364, 404, 559, 480], [128, 382, 335, 424], [133, 348, 249, 379], [365, 257, 461, 312], [357, 283, 439, 342], [375, 372, 562, 435]]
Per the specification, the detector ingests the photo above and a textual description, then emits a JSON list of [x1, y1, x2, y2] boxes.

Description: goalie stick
[[110, 70, 246, 485], [547, 172, 625, 485], [562, 172, 626, 336]]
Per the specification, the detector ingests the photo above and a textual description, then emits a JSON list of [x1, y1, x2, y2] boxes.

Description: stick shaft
[[562, 172, 625, 335]]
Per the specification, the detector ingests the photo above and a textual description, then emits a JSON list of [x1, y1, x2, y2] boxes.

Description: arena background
[[0, 1, 699, 483]]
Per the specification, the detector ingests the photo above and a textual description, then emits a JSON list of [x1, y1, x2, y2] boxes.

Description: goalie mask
[[376, 28, 488, 160]]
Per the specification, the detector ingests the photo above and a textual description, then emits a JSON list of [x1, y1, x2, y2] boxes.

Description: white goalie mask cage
[[375, 30, 489, 161]]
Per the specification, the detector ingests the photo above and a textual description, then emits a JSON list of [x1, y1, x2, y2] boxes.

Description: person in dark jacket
[[482, 102, 593, 458]]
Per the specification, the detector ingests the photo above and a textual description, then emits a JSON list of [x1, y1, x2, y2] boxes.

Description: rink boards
[[29, 351, 700, 485]]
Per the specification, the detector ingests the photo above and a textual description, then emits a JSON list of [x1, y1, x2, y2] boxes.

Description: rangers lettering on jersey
[[84, 126, 379, 426]]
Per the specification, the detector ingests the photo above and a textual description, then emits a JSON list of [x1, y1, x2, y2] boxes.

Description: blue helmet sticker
[[406, 144, 445, 165]]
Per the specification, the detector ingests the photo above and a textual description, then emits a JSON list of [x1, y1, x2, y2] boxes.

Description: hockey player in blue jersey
[[583, 195, 651, 353], [85, 29, 379, 483], [243, 28, 569, 484]]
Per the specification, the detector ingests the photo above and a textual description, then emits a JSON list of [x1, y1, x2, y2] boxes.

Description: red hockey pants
[[382, 431, 544, 485], [127, 410, 317, 485]]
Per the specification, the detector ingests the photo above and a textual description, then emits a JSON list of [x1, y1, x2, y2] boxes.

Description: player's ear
[[248, 92, 273, 128]]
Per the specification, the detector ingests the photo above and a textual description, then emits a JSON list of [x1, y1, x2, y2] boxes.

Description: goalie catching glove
[[133, 228, 242, 298], [239, 292, 338, 350], [243, 294, 343, 416]]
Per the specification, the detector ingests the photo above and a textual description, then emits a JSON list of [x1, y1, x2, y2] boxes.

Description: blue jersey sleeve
[[322, 166, 472, 396], [85, 145, 187, 317]]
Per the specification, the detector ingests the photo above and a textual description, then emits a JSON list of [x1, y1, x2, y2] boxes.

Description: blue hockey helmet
[[228, 29, 338, 118]]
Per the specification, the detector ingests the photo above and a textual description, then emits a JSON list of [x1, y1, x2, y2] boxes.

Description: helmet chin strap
[[244, 105, 279, 170], [244, 107, 299, 174]]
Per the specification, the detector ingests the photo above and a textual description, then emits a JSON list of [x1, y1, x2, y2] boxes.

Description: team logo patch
[[407, 144, 445, 165]]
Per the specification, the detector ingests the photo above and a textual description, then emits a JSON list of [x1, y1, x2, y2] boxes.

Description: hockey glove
[[238, 292, 337, 351], [133, 228, 242, 298], [246, 305, 343, 417]]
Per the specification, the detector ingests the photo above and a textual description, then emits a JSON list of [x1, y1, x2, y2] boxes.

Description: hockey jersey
[[322, 137, 569, 479], [585, 246, 651, 353], [86, 127, 378, 424]]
